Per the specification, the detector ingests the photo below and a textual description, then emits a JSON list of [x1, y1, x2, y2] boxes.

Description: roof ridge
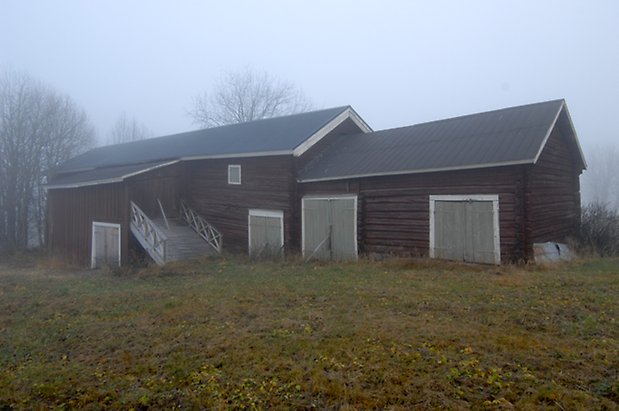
[[93, 106, 352, 150], [418, 98, 564, 126], [175, 105, 350, 135], [297, 99, 576, 183], [371, 99, 565, 135]]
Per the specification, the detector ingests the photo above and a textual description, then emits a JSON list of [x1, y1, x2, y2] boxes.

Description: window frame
[[228, 164, 241, 185]]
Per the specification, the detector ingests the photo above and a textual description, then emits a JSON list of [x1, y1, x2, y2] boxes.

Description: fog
[[1, 1, 618, 203]]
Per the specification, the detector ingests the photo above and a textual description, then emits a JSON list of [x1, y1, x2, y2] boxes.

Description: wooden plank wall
[[47, 183, 128, 266], [125, 162, 187, 218], [186, 156, 296, 253], [525, 125, 582, 253], [299, 166, 527, 261], [47, 163, 189, 266]]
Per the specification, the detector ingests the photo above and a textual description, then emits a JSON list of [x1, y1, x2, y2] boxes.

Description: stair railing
[[130, 201, 168, 265], [180, 200, 222, 253], [157, 198, 170, 229]]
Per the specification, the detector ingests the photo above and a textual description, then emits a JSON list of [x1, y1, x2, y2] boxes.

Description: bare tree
[[106, 112, 152, 145], [0, 69, 95, 251], [581, 143, 619, 210], [188, 67, 312, 128]]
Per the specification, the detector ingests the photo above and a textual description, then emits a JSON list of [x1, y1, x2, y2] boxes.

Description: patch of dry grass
[[0, 256, 617, 409]]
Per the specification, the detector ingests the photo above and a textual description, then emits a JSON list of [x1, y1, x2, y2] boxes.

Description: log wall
[[299, 167, 527, 261], [525, 125, 582, 253], [186, 156, 296, 253]]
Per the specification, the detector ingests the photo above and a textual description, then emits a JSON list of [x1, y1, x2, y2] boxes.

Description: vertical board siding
[[47, 163, 187, 266], [300, 167, 526, 261], [525, 126, 582, 253], [47, 183, 128, 266], [186, 156, 295, 253]]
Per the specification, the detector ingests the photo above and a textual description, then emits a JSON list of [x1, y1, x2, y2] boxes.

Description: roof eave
[[532, 100, 587, 170], [297, 159, 535, 183], [292, 107, 372, 157], [559, 102, 587, 170], [181, 150, 292, 161], [46, 160, 180, 190], [45, 177, 125, 190]]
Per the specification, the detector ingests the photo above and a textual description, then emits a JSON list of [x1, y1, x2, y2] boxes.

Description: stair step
[[136, 217, 217, 262]]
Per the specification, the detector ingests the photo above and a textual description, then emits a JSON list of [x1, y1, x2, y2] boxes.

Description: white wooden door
[[431, 196, 500, 264], [467, 200, 496, 264], [434, 200, 466, 261], [248, 210, 284, 257], [302, 197, 357, 260], [91, 222, 121, 268]]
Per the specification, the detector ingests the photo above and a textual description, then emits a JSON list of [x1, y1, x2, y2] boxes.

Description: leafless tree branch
[[0, 69, 95, 251], [581, 143, 619, 210], [106, 112, 152, 145], [188, 67, 312, 128]]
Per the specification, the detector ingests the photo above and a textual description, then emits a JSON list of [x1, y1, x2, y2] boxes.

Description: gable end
[[292, 107, 372, 157]]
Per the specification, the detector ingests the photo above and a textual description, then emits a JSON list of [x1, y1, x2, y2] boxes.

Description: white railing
[[180, 200, 222, 253], [157, 198, 170, 229], [130, 201, 168, 265]]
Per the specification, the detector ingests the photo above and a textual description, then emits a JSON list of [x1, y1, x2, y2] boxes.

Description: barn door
[[302, 196, 357, 260], [248, 210, 284, 257], [91, 222, 121, 268], [433, 201, 466, 261], [467, 200, 496, 263], [430, 196, 500, 264]]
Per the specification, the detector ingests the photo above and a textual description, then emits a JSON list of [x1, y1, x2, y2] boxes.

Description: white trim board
[[292, 107, 372, 157], [301, 195, 358, 260], [247, 209, 285, 255], [297, 160, 534, 183], [532, 103, 564, 165], [532, 101, 586, 169], [91, 221, 122, 268], [556, 102, 587, 169], [182, 150, 292, 161], [46, 160, 180, 189], [47, 107, 374, 189], [429, 194, 501, 265], [228, 164, 241, 185]]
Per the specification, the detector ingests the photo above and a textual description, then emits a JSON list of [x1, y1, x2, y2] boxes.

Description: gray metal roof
[[46, 160, 177, 189], [55, 106, 351, 174], [298, 99, 583, 182]]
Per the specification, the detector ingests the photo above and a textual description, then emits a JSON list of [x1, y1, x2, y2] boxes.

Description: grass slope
[[0, 256, 618, 409]]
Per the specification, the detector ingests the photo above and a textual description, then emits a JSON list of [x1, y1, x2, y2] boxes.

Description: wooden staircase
[[151, 217, 215, 261], [130, 200, 222, 265]]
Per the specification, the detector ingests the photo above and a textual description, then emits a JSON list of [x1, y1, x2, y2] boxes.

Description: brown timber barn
[[46, 99, 586, 266]]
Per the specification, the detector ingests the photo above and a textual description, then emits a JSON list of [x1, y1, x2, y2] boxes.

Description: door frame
[[429, 194, 500, 264], [247, 209, 284, 255], [301, 195, 358, 259], [91, 221, 122, 268]]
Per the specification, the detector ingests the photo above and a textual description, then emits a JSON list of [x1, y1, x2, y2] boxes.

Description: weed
[[0, 257, 617, 409]]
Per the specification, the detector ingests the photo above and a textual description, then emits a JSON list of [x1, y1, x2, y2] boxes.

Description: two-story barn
[[46, 99, 586, 266]]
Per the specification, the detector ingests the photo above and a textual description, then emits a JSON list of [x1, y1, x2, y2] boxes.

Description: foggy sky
[[1, 1, 618, 155]]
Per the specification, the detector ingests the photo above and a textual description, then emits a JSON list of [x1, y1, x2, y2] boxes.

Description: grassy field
[[0, 255, 617, 410]]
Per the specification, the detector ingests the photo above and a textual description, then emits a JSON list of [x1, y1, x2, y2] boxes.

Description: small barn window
[[228, 165, 241, 185]]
